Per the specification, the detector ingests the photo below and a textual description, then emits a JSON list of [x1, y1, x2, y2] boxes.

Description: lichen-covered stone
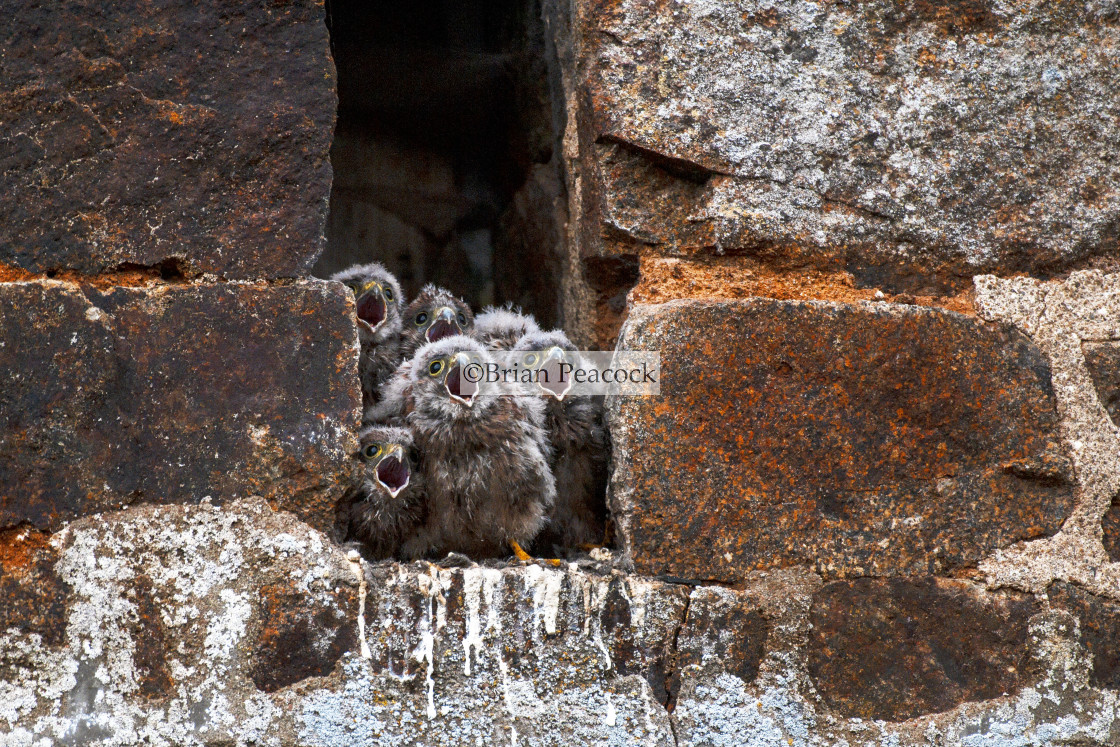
[[560, 0, 1120, 293], [807, 577, 1037, 721], [1049, 582, 1120, 690], [609, 299, 1075, 583], [0, 0, 335, 278], [1084, 341, 1120, 427], [668, 586, 768, 708], [0, 279, 360, 535], [2, 502, 1118, 746]]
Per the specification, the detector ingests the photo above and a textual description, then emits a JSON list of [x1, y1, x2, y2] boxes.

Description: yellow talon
[[509, 541, 565, 566]]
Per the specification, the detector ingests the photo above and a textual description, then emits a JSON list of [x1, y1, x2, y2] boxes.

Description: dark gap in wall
[[316, 0, 566, 329]]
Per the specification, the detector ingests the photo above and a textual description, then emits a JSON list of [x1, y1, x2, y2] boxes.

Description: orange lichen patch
[[0, 526, 52, 569], [630, 256, 977, 316]]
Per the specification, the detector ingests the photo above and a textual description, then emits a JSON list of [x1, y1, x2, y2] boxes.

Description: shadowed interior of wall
[[315, 0, 566, 328]]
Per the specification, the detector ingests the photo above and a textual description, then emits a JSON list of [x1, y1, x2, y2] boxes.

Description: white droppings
[[347, 550, 371, 660], [522, 564, 563, 636]]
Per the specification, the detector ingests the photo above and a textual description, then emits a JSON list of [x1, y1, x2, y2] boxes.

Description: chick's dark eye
[[384, 287, 394, 301], [428, 360, 444, 376], [408, 447, 420, 464], [457, 313, 466, 326], [415, 311, 428, 325], [362, 444, 380, 460]]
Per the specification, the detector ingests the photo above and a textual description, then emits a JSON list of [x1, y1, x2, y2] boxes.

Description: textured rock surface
[[559, 0, 1120, 294], [0, 279, 360, 535], [609, 298, 1075, 582], [1049, 582, 1120, 690], [807, 577, 1036, 721], [1103, 492, 1120, 563], [1084, 341, 1120, 427], [0, 0, 334, 278], [3, 503, 1118, 746]]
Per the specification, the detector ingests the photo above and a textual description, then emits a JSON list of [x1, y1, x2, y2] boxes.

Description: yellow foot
[[509, 541, 565, 566]]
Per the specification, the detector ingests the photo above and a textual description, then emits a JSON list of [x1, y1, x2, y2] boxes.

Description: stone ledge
[[3, 502, 1118, 745]]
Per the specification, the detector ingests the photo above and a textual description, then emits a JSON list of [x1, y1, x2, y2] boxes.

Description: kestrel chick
[[346, 424, 424, 560], [473, 304, 541, 351], [400, 285, 474, 359], [330, 262, 404, 408], [514, 329, 608, 552], [395, 335, 555, 560]]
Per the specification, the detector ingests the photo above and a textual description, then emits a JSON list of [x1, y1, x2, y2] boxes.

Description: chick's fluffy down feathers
[[393, 336, 556, 559], [347, 424, 425, 559], [329, 262, 405, 408], [514, 329, 609, 552], [473, 304, 541, 351]]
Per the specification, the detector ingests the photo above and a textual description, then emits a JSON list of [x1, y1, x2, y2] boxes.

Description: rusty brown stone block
[[0, 280, 361, 535], [610, 299, 1075, 582], [562, 0, 1120, 293], [807, 578, 1037, 721], [1049, 582, 1120, 690], [250, 581, 357, 693], [1084, 341, 1120, 427], [0, 0, 335, 278]]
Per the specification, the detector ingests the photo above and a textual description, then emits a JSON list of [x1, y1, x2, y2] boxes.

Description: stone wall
[[2, 1, 1119, 746]]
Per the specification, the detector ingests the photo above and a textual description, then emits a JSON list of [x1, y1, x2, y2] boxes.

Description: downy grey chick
[[473, 304, 541, 351], [399, 285, 474, 360], [514, 329, 608, 552], [346, 424, 424, 560], [330, 263, 404, 408], [394, 335, 555, 560]]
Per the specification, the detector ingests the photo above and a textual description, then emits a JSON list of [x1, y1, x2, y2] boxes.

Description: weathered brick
[[0, 280, 360, 535], [609, 300, 1075, 582], [1084, 341, 1120, 427], [807, 578, 1037, 721], [562, 0, 1120, 293], [0, 0, 335, 278]]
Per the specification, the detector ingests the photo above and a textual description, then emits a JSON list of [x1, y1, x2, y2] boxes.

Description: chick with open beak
[[391, 335, 556, 561], [346, 424, 425, 560], [513, 329, 609, 554], [400, 284, 474, 359], [330, 262, 405, 409]]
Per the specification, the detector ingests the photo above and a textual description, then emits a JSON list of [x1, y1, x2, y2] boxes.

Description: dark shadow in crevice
[[316, 0, 566, 329]]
